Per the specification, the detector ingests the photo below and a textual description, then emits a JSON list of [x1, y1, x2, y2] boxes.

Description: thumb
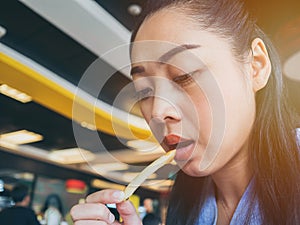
[[116, 200, 142, 225]]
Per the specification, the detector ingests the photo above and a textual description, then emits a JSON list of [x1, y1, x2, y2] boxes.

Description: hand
[[70, 189, 142, 225]]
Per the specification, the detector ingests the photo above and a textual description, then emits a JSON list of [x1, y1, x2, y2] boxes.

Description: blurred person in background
[[0, 179, 14, 211], [0, 183, 40, 225], [143, 198, 161, 225], [143, 213, 161, 225], [143, 198, 154, 215], [41, 194, 63, 225]]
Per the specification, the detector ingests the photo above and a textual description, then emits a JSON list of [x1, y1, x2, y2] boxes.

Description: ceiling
[[0, 0, 299, 192]]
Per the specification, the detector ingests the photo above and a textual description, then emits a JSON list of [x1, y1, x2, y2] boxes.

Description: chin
[[180, 158, 213, 177]]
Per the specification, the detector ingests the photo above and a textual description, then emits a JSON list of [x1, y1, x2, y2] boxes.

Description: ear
[[250, 38, 271, 92]]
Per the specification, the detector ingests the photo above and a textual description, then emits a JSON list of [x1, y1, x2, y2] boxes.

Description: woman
[[42, 194, 63, 225], [70, 0, 300, 224]]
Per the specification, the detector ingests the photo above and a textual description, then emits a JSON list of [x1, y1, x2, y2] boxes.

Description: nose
[[149, 94, 181, 144], [151, 95, 180, 122], [150, 79, 181, 122]]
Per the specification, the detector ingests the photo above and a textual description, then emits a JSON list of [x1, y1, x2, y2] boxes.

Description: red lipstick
[[163, 134, 195, 160], [164, 134, 181, 146]]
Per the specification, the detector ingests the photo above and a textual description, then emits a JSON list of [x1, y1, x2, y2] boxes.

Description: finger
[[116, 200, 142, 225], [86, 189, 125, 204], [70, 203, 115, 224]]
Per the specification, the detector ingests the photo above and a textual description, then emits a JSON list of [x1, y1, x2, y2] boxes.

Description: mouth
[[163, 134, 195, 151]]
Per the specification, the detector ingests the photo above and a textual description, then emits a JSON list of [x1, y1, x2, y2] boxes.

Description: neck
[[15, 197, 29, 207], [212, 144, 253, 210], [15, 202, 27, 207]]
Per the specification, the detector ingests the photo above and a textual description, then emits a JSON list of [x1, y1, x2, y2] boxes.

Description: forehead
[[131, 9, 231, 64], [135, 9, 192, 40], [132, 9, 194, 57]]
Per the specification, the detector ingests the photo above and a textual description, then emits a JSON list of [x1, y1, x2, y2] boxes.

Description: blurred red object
[[65, 179, 86, 194]]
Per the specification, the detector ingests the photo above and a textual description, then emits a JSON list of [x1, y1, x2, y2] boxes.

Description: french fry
[[123, 150, 176, 200]]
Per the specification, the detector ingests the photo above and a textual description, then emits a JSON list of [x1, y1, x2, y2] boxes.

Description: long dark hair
[[41, 194, 63, 215], [131, 0, 300, 224]]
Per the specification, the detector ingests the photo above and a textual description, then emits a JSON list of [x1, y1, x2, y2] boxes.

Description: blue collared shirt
[[196, 179, 261, 225]]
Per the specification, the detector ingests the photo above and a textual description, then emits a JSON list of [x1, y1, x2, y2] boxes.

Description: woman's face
[[130, 9, 256, 176]]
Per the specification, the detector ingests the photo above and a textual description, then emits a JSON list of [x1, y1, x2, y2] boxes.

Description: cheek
[[223, 73, 256, 127], [181, 85, 213, 144], [224, 90, 256, 143], [191, 69, 255, 173], [213, 61, 255, 130], [139, 101, 152, 122], [217, 70, 256, 156], [192, 95, 212, 138]]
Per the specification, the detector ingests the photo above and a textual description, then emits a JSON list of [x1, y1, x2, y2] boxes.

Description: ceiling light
[[128, 4, 142, 16], [0, 84, 32, 103], [0, 130, 43, 145], [80, 121, 97, 131], [0, 43, 152, 140], [13, 172, 34, 181], [49, 148, 95, 164], [0, 26, 6, 38]]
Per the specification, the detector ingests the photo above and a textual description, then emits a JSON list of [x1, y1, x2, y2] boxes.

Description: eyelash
[[173, 71, 196, 86], [135, 70, 198, 101], [135, 87, 153, 101]]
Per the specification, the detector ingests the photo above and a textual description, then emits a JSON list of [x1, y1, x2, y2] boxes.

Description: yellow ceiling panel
[[0, 52, 154, 141]]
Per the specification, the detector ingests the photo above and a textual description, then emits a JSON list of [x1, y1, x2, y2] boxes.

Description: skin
[[70, 8, 271, 225], [15, 195, 30, 207], [143, 198, 153, 213]]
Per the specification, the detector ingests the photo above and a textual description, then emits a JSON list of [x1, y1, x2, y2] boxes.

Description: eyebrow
[[158, 44, 201, 63], [130, 44, 201, 76]]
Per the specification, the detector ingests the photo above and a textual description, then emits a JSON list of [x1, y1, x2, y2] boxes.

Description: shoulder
[[16, 206, 35, 213], [45, 207, 61, 215], [26, 207, 37, 215], [0, 207, 10, 216], [13, 206, 37, 218], [0, 207, 18, 215], [0, 207, 35, 217]]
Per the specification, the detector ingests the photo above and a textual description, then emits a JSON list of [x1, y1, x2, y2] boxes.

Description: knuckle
[[98, 205, 111, 218], [70, 204, 80, 221]]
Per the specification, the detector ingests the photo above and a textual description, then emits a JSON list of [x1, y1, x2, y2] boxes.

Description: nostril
[[151, 95, 182, 123], [149, 117, 165, 144]]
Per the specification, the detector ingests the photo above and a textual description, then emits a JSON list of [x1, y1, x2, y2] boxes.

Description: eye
[[135, 87, 153, 101], [173, 71, 197, 86]]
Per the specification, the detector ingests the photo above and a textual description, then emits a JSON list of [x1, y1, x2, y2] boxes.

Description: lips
[[164, 134, 181, 145], [163, 134, 194, 151]]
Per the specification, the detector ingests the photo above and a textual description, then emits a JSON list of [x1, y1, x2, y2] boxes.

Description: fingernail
[[112, 191, 125, 201], [108, 213, 115, 223]]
